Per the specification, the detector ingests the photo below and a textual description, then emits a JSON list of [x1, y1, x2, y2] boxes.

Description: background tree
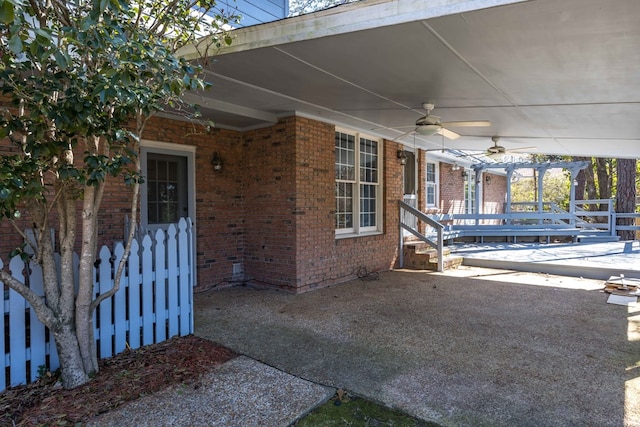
[[288, 0, 358, 16], [572, 156, 637, 238], [511, 170, 571, 210], [594, 158, 614, 210], [616, 158, 637, 240], [0, 0, 235, 389]]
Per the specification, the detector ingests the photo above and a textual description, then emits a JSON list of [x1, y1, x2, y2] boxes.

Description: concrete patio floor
[[454, 241, 640, 280], [195, 267, 640, 426]]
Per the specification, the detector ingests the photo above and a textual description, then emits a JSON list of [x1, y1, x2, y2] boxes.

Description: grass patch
[[295, 390, 442, 427]]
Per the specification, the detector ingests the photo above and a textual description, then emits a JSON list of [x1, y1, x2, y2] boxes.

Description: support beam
[[182, 93, 278, 124], [505, 166, 515, 216], [537, 165, 549, 221]]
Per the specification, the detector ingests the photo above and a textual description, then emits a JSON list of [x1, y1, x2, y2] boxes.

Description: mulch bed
[[0, 335, 237, 426]]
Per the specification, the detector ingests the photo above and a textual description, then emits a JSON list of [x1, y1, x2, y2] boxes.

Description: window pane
[[168, 161, 178, 181], [147, 159, 157, 180], [426, 163, 436, 182], [335, 131, 381, 234], [335, 132, 355, 181], [148, 182, 157, 201], [148, 202, 158, 223], [335, 182, 354, 229], [166, 183, 177, 202], [427, 186, 435, 205], [359, 138, 378, 183], [158, 183, 167, 200], [158, 160, 167, 180], [464, 171, 476, 214], [360, 184, 376, 227], [147, 154, 187, 225]]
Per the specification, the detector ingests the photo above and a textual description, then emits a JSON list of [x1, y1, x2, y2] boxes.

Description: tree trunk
[[76, 188, 100, 378], [52, 321, 89, 389], [616, 158, 637, 240], [573, 157, 588, 210], [583, 158, 598, 205], [595, 157, 612, 210]]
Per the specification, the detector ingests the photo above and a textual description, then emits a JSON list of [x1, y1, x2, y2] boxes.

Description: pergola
[[471, 161, 591, 219]]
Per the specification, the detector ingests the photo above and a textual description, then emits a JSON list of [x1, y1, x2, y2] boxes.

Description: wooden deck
[[397, 200, 638, 271]]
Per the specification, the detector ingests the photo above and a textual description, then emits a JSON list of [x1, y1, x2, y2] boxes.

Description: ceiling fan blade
[[392, 129, 416, 141], [487, 151, 505, 159], [371, 125, 415, 130], [440, 120, 491, 127], [506, 146, 537, 153], [437, 127, 461, 140]]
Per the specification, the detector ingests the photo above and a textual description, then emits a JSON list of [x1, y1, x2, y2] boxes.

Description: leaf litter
[[0, 335, 236, 426]]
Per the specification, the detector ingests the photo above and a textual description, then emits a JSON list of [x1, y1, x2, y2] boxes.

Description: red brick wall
[[141, 117, 245, 289], [291, 120, 403, 292], [1, 113, 509, 294], [0, 116, 246, 292], [291, 118, 336, 291], [482, 172, 506, 214], [440, 162, 467, 214], [241, 117, 403, 293], [242, 118, 298, 290], [0, 143, 135, 258]]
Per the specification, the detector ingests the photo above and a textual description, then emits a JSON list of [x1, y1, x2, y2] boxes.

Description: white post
[[398, 202, 404, 268]]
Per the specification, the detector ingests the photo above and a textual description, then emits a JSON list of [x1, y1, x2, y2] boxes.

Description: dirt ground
[[0, 335, 236, 426]]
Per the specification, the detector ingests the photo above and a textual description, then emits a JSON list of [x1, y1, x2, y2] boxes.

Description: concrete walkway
[[195, 268, 640, 426], [89, 356, 332, 426]]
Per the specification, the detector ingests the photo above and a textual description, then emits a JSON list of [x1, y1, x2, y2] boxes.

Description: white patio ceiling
[[181, 0, 640, 159]]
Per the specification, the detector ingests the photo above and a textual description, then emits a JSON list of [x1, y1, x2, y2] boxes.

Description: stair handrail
[[399, 201, 444, 272], [575, 199, 614, 232]]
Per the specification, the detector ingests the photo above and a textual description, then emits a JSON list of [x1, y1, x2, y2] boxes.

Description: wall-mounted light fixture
[[211, 152, 223, 173], [451, 162, 460, 171], [397, 150, 408, 166], [485, 175, 492, 184]]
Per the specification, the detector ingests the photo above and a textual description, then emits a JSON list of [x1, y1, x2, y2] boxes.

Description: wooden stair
[[402, 243, 463, 271], [576, 230, 620, 243]]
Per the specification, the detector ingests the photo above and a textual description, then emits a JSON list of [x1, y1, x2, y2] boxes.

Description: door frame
[[140, 140, 197, 286], [140, 140, 196, 232]]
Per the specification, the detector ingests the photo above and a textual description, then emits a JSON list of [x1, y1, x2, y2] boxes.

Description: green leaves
[[7, 34, 22, 54], [0, 0, 236, 216], [0, 0, 15, 25]]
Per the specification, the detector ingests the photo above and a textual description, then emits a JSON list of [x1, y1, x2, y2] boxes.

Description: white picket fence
[[1, 218, 194, 392]]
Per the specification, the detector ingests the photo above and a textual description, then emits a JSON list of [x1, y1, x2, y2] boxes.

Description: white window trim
[[464, 169, 476, 216], [425, 161, 439, 209], [335, 128, 384, 239]]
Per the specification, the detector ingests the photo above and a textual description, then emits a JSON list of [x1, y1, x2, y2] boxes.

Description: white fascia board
[[177, 0, 528, 59], [182, 93, 278, 124]]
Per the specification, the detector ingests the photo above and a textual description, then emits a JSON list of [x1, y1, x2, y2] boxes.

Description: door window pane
[[146, 154, 187, 225], [403, 151, 416, 195]]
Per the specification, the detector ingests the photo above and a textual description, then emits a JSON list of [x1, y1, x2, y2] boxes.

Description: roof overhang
[[178, 0, 640, 159]]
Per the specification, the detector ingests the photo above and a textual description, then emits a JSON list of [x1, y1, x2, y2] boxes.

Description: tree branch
[[0, 268, 56, 330]]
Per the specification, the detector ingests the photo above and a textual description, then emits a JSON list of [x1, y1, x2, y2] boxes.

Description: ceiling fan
[[485, 136, 536, 158], [392, 102, 491, 141], [423, 136, 537, 161]]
